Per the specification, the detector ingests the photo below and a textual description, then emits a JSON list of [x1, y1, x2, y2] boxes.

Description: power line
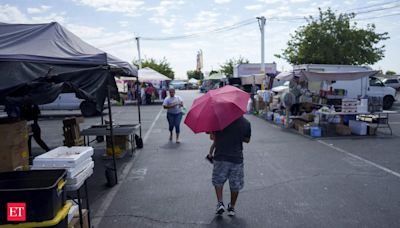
[[140, 18, 255, 41], [344, 0, 400, 12], [354, 12, 400, 20], [354, 3, 400, 15]]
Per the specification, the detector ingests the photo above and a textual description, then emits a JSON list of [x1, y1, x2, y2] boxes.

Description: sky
[[1, 0, 399, 79]]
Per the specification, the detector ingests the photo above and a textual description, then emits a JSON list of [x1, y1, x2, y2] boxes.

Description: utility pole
[[135, 37, 142, 69], [257, 16, 266, 88]]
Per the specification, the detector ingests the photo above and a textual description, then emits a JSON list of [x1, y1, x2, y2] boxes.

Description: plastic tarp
[[0, 22, 135, 110], [301, 70, 379, 81], [240, 74, 264, 85]]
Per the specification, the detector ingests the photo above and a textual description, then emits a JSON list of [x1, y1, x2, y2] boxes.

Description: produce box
[[335, 124, 351, 136], [0, 120, 29, 172], [106, 135, 130, 156]]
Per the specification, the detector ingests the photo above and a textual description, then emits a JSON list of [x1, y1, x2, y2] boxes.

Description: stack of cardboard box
[[0, 120, 29, 172]]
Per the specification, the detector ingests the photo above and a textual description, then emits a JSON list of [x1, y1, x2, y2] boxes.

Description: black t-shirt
[[214, 116, 251, 164]]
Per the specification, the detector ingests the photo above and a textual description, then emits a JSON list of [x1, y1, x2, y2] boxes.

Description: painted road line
[[318, 140, 400, 179], [92, 107, 164, 227]]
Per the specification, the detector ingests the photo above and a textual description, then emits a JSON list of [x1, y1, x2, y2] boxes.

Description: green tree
[[186, 70, 203, 80], [275, 8, 389, 65], [133, 57, 175, 80], [209, 70, 219, 76], [385, 70, 396, 75], [219, 56, 249, 77]]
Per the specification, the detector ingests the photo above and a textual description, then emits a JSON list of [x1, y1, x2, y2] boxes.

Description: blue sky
[[1, 0, 399, 78]]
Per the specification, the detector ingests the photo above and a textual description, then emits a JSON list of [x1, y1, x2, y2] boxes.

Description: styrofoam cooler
[[66, 161, 94, 185], [33, 146, 94, 168], [32, 158, 93, 178]]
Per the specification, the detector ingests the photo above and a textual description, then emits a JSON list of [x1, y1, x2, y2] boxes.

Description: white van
[[294, 64, 397, 109], [39, 93, 99, 117]]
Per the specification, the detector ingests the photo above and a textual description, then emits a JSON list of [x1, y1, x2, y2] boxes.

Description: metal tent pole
[[107, 85, 118, 184], [137, 79, 142, 138]]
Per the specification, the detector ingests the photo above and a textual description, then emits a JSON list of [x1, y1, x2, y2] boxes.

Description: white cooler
[[33, 146, 94, 168]]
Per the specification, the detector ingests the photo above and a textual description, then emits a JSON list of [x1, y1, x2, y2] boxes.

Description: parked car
[[382, 78, 400, 90], [39, 93, 100, 117], [169, 80, 187, 90]]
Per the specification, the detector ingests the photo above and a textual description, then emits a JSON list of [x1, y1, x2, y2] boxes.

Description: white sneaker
[[227, 203, 235, 216], [215, 202, 225, 215]]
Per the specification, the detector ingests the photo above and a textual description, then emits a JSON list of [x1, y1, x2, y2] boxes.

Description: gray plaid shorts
[[212, 160, 244, 191]]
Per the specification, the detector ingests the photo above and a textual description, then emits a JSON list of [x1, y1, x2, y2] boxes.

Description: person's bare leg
[[230, 191, 239, 208], [215, 186, 223, 202], [176, 133, 180, 143]]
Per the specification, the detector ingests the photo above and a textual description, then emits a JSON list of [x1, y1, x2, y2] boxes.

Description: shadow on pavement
[[207, 216, 248, 228]]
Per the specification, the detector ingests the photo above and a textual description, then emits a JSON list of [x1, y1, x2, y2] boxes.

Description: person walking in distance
[[20, 104, 50, 160], [208, 115, 251, 216], [163, 88, 184, 143]]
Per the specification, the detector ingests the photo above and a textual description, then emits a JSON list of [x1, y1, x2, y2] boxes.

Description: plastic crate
[[0, 170, 66, 224], [0, 202, 72, 228], [310, 127, 322, 137]]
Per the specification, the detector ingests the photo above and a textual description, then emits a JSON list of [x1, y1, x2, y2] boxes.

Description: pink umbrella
[[184, 85, 250, 133]]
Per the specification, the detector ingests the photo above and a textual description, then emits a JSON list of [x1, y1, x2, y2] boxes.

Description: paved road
[[73, 90, 399, 228], [24, 90, 400, 227]]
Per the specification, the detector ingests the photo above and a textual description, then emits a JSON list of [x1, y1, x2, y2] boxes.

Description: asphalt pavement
[[23, 90, 400, 227]]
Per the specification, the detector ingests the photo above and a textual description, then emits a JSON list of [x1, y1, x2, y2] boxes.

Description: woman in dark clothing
[[21, 104, 50, 154]]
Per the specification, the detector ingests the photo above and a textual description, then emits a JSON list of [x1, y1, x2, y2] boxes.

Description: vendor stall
[[257, 67, 393, 137], [0, 22, 141, 227]]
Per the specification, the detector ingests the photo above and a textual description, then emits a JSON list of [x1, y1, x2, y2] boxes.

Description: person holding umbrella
[[184, 85, 251, 216], [163, 88, 184, 143]]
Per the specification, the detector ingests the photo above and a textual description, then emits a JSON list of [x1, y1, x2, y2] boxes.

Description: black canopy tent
[[0, 22, 142, 184]]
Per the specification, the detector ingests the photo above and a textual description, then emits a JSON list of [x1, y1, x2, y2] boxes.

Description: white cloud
[[258, 0, 282, 4], [0, 4, 29, 23], [214, 0, 231, 4], [118, 21, 129, 27], [185, 11, 219, 31], [27, 5, 51, 14], [145, 1, 184, 34], [73, 0, 145, 16], [66, 24, 105, 39], [31, 12, 67, 23], [290, 0, 309, 2], [245, 4, 263, 11]]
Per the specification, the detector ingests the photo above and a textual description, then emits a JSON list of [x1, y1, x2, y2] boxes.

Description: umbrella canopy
[[184, 85, 250, 133]]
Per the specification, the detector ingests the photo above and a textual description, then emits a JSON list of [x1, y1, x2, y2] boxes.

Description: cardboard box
[[69, 209, 89, 228], [0, 120, 29, 172], [106, 135, 130, 156], [293, 119, 307, 130], [335, 124, 351, 136], [367, 124, 377, 136]]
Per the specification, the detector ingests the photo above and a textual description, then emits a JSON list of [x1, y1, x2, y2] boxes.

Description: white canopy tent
[[119, 67, 171, 81], [188, 78, 199, 84]]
